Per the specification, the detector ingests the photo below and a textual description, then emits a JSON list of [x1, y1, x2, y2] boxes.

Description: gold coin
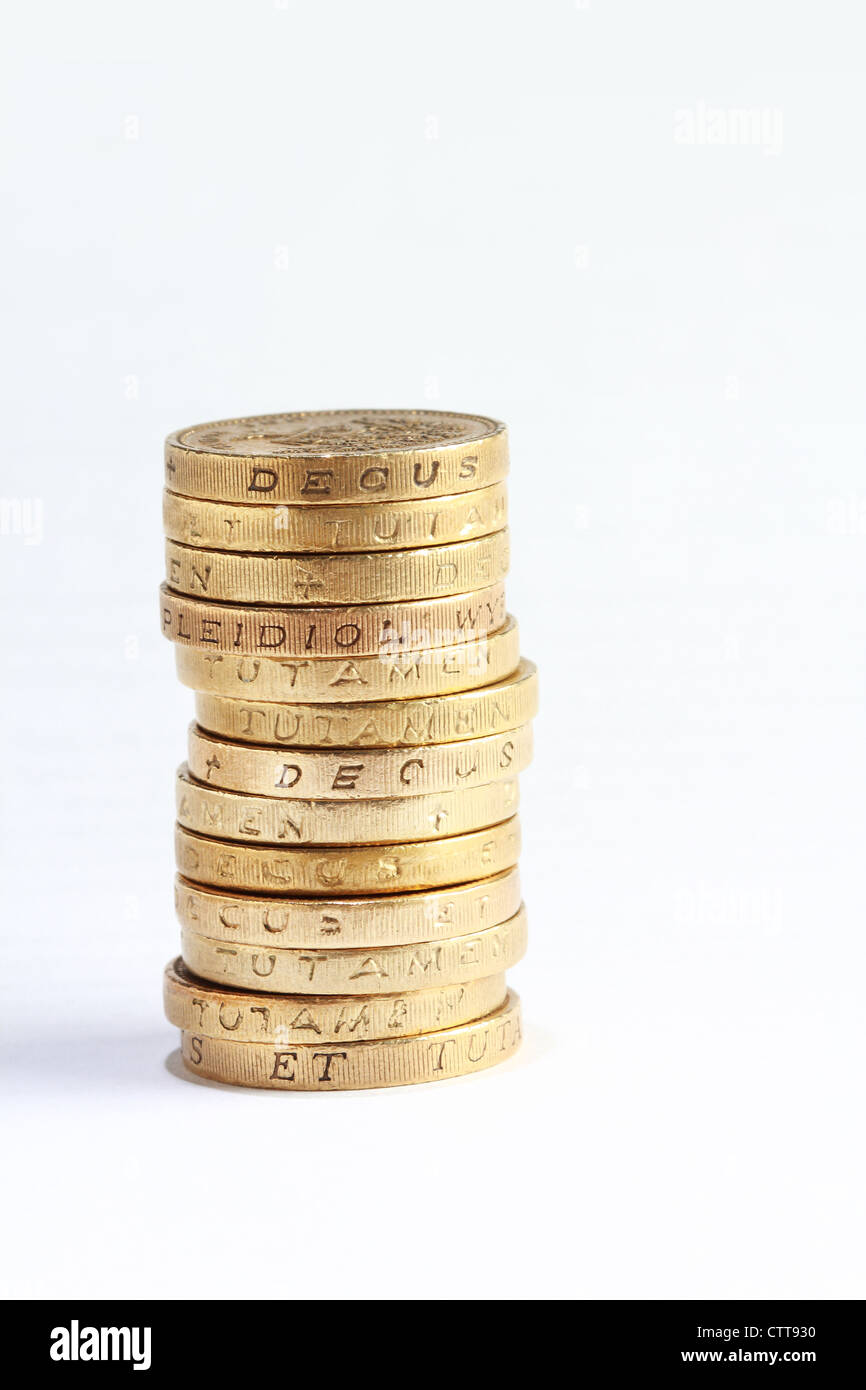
[[175, 817, 521, 895], [163, 483, 508, 553], [178, 990, 522, 1090], [164, 532, 509, 606], [160, 582, 506, 657], [174, 868, 523, 948], [164, 958, 507, 1044], [165, 409, 508, 505], [181, 906, 526, 995], [176, 765, 519, 845], [193, 658, 538, 747], [186, 723, 532, 800], [174, 615, 521, 703]]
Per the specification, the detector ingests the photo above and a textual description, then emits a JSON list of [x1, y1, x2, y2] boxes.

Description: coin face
[[172, 410, 503, 459]]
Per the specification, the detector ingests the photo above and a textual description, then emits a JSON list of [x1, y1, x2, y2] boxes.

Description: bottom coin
[[178, 990, 522, 1090], [164, 957, 508, 1043]]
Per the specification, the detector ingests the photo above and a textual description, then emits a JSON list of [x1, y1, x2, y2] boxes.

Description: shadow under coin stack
[[160, 410, 537, 1090]]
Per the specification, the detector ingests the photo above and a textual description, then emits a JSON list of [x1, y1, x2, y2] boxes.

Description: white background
[[2, 0, 864, 1299]]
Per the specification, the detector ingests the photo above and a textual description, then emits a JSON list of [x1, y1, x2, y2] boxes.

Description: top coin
[[164, 409, 508, 504]]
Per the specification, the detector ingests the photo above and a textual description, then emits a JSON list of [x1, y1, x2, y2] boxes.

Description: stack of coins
[[159, 409, 537, 1090]]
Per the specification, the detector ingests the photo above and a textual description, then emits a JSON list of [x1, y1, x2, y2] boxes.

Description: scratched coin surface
[[175, 817, 521, 895], [164, 958, 507, 1044], [174, 615, 521, 703], [178, 990, 522, 1090], [165, 409, 508, 505], [174, 869, 523, 948], [164, 532, 509, 605], [160, 582, 506, 657], [187, 723, 533, 800], [163, 483, 508, 553], [176, 765, 518, 845], [193, 659, 538, 748]]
